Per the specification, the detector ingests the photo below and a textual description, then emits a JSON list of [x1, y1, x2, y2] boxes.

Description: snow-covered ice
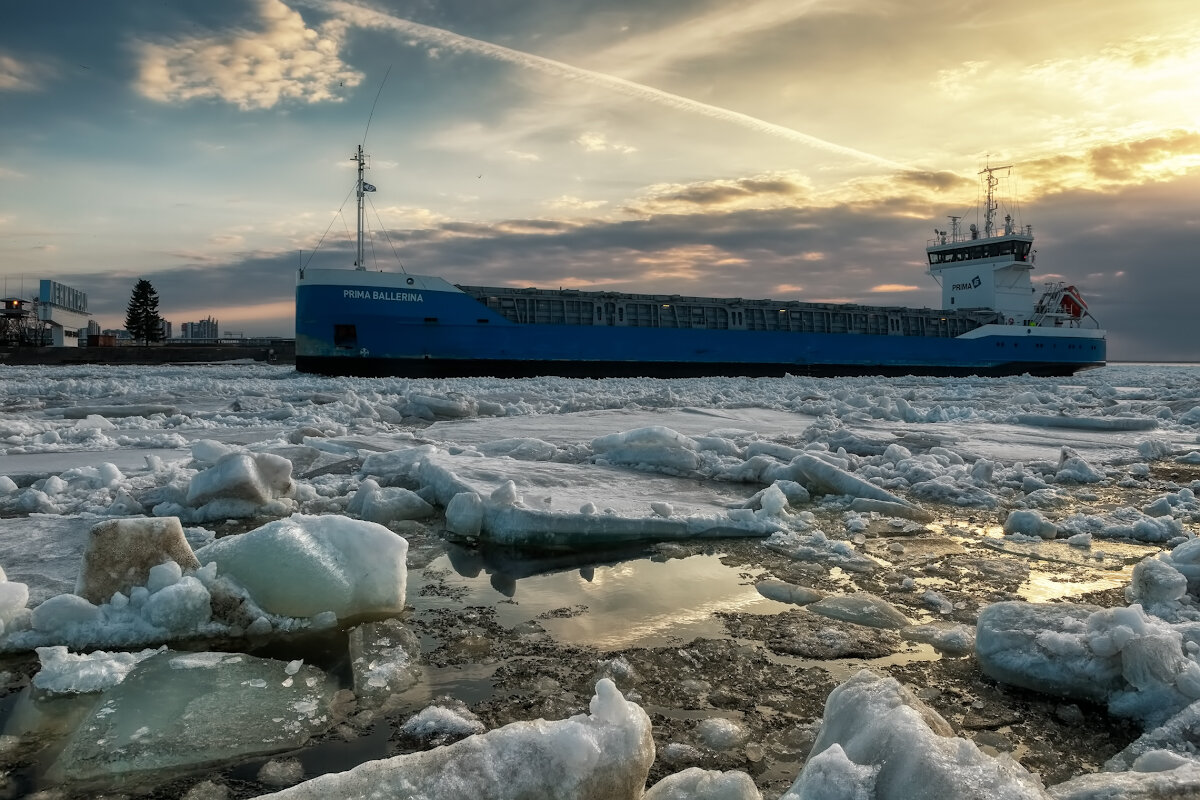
[[1, 362, 1200, 796], [644, 768, 763, 799], [783, 670, 1046, 799], [260, 678, 653, 800], [192, 513, 408, 620]]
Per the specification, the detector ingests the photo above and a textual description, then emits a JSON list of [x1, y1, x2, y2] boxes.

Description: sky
[[1, 0, 1198, 359]]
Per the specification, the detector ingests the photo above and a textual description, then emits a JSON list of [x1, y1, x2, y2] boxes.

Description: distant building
[[37, 280, 91, 347], [102, 328, 133, 342], [180, 316, 219, 340], [159, 319, 173, 340], [78, 318, 101, 342], [0, 297, 48, 346]]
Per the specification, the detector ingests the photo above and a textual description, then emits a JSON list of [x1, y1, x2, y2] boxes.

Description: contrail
[[307, 0, 904, 171]]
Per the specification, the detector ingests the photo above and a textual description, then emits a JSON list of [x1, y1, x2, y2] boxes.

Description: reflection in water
[[1019, 570, 1130, 603], [445, 542, 655, 584], [428, 545, 794, 650], [765, 641, 942, 682]]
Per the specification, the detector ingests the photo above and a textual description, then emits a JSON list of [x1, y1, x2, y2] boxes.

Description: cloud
[[1087, 132, 1200, 182], [870, 283, 918, 292], [506, 150, 541, 162], [374, 205, 451, 230], [576, 132, 636, 154], [547, 195, 609, 212], [135, 0, 363, 110], [305, 0, 904, 169], [628, 173, 810, 215], [370, 199, 939, 308], [1021, 131, 1200, 192], [493, 219, 581, 236], [208, 233, 246, 247], [631, 244, 748, 281], [895, 170, 973, 192], [1018, 28, 1200, 113], [579, 0, 867, 82], [0, 53, 56, 92], [66, 252, 301, 334], [171, 300, 293, 328], [927, 23, 1200, 173]]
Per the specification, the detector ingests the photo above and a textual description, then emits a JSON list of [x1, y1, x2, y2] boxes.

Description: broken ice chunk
[[349, 618, 421, 704], [783, 670, 1045, 799], [186, 452, 294, 507], [1003, 510, 1057, 540], [257, 678, 653, 800], [346, 478, 434, 524], [807, 593, 910, 630], [193, 514, 407, 619], [793, 454, 916, 508], [32, 645, 162, 695], [755, 580, 823, 606], [591, 426, 701, 474], [75, 517, 200, 605], [48, 650, 335, 788], [400, 700, 485, 743], [644, 768, 762, 800]]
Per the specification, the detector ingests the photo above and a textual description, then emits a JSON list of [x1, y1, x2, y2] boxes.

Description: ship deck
[[459, 285, 999, 338]]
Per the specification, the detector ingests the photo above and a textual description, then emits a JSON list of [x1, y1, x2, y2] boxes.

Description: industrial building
[[0, 280, 93, 347], [38, 279, 92, 347]]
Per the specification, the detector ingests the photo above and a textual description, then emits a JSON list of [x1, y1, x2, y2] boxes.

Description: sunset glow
[[2, 0, 1197, 357]]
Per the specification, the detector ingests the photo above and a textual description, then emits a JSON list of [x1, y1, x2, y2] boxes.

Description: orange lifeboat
[[1059, 285, 1088, 318]]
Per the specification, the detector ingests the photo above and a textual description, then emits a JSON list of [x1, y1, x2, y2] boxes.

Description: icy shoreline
[[0, 363, 1199, 797]]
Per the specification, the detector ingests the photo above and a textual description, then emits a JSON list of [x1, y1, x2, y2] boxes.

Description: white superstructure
[[926, 165, 1100, 331]]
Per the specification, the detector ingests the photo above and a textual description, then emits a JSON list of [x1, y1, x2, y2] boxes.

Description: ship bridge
[[925, 166, 1039, 323]]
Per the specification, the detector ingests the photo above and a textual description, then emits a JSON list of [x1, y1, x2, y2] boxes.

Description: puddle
[[763, 640, 943, 682], [410, 550, 796, 650], [1019, 570, 1131, 603], [394, 662, 501, 708], [227, 721, 393, 786]]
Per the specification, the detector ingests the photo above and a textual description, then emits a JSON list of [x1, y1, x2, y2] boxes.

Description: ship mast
[[353, 145, 367, 271], [980, 163, 1011, 238]]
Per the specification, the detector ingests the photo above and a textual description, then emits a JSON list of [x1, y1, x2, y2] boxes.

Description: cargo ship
[[295, 150, 1105, 378]]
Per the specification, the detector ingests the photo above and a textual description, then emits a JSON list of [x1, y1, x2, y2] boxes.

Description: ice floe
[[0, 514, 409, 653], [0, 363, 1199, 796], [782, 670, 1047, 799], [47, 649, 336, 789], [259, 678, 653, 800]]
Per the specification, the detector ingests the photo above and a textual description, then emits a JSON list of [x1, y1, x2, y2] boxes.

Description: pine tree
[[125, 279, 164, 345]]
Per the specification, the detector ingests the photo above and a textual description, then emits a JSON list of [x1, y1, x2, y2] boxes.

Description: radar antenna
[[980, 163, 1012, 238]]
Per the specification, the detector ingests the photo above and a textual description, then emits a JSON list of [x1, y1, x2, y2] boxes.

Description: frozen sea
[[1, 362, 1200, 798]]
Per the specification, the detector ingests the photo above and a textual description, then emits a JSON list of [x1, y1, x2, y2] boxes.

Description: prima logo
[[951, 276, 982, 292]]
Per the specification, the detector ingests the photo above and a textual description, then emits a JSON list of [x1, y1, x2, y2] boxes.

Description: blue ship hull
[[295, 274, 1107, 378]]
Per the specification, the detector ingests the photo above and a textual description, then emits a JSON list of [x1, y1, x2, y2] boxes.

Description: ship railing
[[927, 229, 1034, 248]]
